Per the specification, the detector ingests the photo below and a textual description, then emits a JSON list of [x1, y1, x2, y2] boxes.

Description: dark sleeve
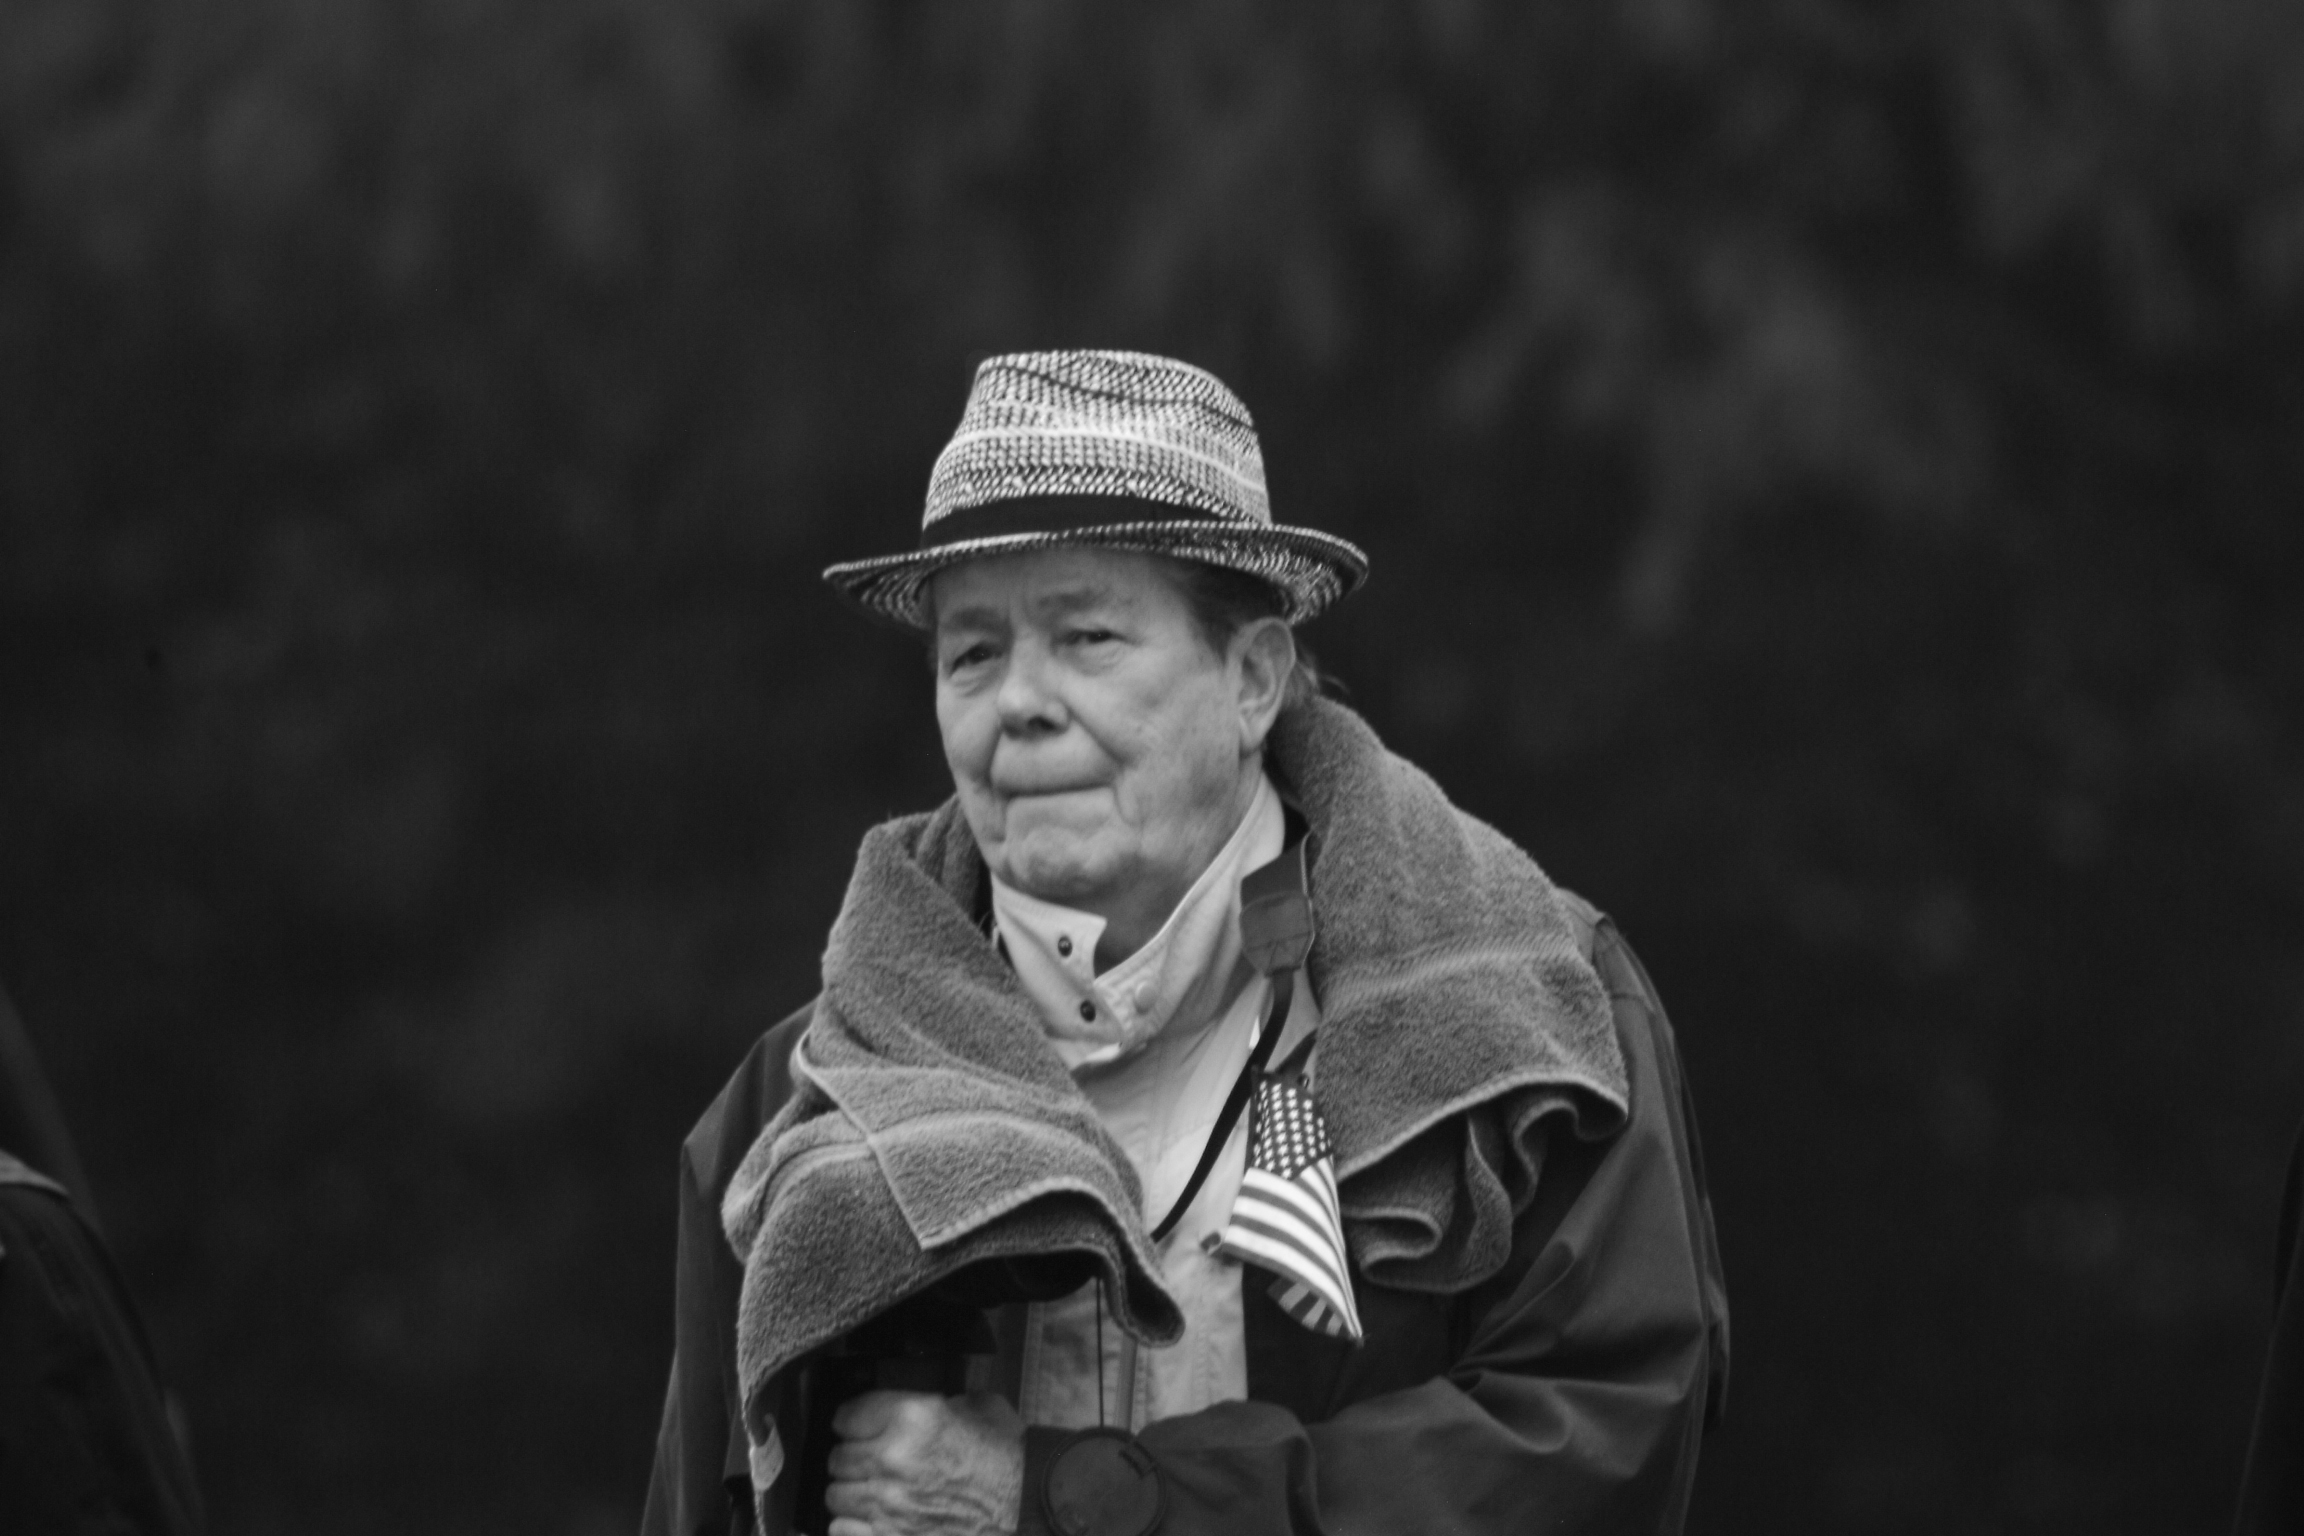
[[2233, 1119, 2304, 1536], [643, 1009, 816, 1536], [0, 1178, 206, 1536], [1021, 917, 1728, 1536], [641, 1126, 751, 1536]]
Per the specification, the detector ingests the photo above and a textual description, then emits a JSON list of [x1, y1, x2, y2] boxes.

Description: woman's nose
[[994, 644, 1066, 734]]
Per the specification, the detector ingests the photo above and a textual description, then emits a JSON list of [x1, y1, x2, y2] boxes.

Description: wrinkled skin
[[930, 548, 1295, 967]]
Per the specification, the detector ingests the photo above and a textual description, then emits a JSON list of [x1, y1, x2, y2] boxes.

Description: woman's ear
[[1233, 617, 1297, 753]]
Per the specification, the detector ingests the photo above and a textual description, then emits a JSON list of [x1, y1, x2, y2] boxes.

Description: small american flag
[[1216, 1076, 1363, 1342]]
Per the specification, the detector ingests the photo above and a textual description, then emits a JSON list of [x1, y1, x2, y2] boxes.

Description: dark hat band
[[825, 350, 1366, 629], [919, 495, 1229, 550]]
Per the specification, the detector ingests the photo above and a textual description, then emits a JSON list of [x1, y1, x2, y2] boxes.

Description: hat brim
[[822, 520, 1369, 631]]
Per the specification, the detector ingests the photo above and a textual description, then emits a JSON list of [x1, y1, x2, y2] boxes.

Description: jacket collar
[[991, 773, 1283, 1069]]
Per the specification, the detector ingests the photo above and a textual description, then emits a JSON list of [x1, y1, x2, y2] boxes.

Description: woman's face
[[930, 548, 1289, 954]]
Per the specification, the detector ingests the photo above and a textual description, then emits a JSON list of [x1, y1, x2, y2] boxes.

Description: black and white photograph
[[2, 4, 2299, 1533]]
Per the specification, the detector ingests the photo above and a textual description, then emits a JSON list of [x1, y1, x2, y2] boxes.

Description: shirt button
[[1132, 981, 1154, 1011], [1079, 1000, 1097, 1022], [1057, 936, 1073, 958]]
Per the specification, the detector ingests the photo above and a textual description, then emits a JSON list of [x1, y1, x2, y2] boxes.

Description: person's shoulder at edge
[[0, 1149, 209, 1535]]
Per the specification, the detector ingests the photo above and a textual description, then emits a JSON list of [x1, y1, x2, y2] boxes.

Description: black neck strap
[[1147, 816, 1314, 1245]]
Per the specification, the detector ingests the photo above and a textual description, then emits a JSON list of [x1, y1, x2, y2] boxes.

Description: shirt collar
[[992, 773, 1286, 1070]]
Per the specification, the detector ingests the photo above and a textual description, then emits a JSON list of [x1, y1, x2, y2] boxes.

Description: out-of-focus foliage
[[3, 1, 2300, 1531]]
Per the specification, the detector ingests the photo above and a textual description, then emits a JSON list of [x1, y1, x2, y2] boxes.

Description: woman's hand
[[825, 1390, 1026, 1536]]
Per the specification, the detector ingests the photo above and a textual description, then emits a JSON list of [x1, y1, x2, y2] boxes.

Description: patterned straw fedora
[[822, 350, 1369, 630]]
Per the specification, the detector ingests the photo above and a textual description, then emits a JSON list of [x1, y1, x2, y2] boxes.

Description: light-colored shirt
[[989, 773, 1319, 1430]]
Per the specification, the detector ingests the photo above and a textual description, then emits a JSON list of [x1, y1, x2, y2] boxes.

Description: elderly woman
[[643, 352, 1727, 1536]]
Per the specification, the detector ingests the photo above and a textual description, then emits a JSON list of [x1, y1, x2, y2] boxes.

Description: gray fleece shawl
[[720, 694, 1628, 1423]]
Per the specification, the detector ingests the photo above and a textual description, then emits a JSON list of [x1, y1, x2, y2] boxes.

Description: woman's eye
[[1064, 628, 1119, 647], [943, 643, 996, 674]]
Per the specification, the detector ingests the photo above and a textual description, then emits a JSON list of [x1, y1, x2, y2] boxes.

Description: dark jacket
[[642, 895, 1727, 1536], [0, 1150, 205, 1536], [2234, 1119, 2304, 1536]]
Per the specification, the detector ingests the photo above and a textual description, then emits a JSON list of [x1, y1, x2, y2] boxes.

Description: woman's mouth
[[998, 783, 1102, 802]]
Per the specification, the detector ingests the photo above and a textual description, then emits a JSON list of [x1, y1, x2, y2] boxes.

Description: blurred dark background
[[3, 1, 2300, 1531]]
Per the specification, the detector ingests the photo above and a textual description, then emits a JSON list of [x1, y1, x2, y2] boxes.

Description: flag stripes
[[1226, 1172, 1351, 1294], [1271, 1279, 1349, 1336], [1216, 1077, 1363, 1343]]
